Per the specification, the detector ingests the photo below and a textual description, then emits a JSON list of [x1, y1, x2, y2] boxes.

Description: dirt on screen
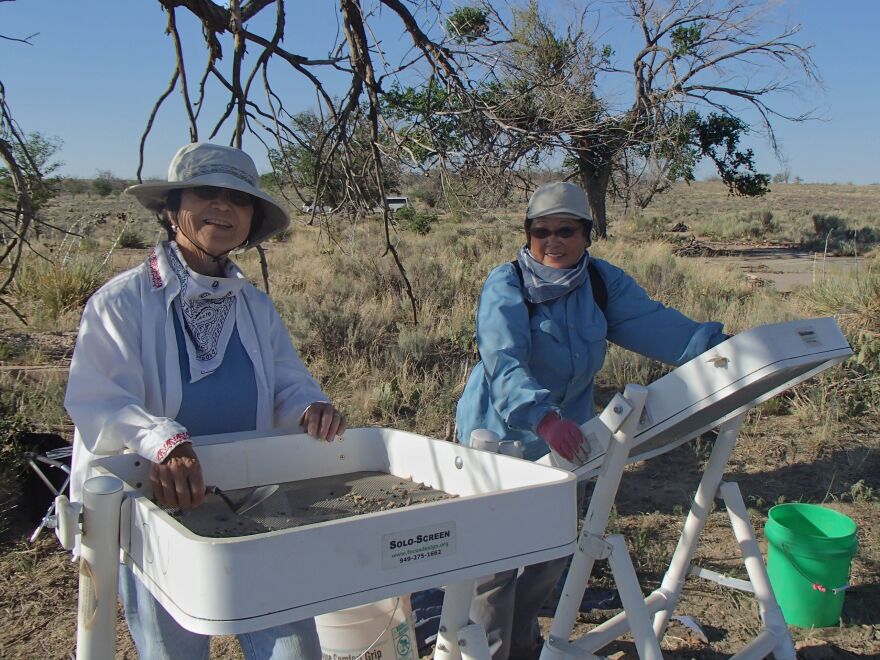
[[169, 471, 456, 538]]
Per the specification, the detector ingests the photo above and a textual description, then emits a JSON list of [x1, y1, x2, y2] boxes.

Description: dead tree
[[0, 79, 53, 324], [397, 0, 819, 238], [146, 0, 472, 323]]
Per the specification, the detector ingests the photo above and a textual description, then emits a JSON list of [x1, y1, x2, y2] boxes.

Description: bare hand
[[300, 402, 347, 441], [150, 443, 206, 509]]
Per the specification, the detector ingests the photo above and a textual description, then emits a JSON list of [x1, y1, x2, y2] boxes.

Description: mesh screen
[[168, 471, 454, 538]]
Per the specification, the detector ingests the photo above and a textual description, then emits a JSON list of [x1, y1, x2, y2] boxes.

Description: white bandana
[[165, 242, 246, 383]]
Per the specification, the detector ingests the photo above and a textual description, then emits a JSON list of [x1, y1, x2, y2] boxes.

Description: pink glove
[[537, 412, 587, 462]]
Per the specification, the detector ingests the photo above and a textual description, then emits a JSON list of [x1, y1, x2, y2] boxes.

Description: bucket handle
[[780, 542, 851, 595]]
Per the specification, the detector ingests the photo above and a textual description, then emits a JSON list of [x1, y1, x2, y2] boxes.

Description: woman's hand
[[150, 443, 206, 509], [300, 402, 347, 441], [537, 412, 589, 463]]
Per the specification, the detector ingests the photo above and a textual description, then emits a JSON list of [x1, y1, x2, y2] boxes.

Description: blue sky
[[1, 1, 878, 184]]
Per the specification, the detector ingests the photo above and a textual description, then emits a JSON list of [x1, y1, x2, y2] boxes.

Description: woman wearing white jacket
[[65, 142, 344, 659]]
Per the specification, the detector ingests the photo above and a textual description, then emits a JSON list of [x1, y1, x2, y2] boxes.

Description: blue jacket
[[455, 256, 725, 461]]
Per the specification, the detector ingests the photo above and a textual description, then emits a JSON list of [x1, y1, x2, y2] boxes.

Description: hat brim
[[526, 207, 589, 221], [126, 172, 290, 248]]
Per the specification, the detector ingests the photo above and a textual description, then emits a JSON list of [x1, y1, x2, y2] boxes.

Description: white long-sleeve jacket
[[65, 243, 327, 503]]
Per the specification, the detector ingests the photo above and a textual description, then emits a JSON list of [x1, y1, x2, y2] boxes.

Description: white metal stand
[[434, 580, 493, 660], [541, 394, 796, 660]]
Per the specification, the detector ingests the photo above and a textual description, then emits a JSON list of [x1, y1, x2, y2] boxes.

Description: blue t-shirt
[[172, 310, 258, 436]]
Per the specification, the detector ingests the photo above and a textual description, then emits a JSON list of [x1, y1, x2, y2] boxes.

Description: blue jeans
[[119, 565, 322, 659]]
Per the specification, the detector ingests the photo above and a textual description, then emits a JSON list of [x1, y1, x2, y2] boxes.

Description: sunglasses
[[529, 226, 581, 239], [191, 186, 254, 208]]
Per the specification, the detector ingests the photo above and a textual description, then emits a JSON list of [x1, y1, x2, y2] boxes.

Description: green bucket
[[765, 503, 858, 627]]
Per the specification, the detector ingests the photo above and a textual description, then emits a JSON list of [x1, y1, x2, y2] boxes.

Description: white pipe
[[651, 413, 746, 639], [605, 535, 662, 660], [76, 475, 124, 660], [543, 385, 648, 660], [720, 482, 796, 660], [572, 592, 667, 654], [688, 565, 754, 592], [434, 580, 476, 660], [729, 630, 777, 660], [457, 623, 493, 660]]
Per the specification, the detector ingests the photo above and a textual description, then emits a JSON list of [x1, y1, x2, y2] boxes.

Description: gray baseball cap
[[526, 182, 591, 221], [126, 142, 290, 248]]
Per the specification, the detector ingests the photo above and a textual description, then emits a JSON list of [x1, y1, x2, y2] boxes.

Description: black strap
[[510, 259, 607, 312], [587, 261, 608, 311]]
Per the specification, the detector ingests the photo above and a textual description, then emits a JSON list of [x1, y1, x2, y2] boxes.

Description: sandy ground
[[689, 246, 864, 293]]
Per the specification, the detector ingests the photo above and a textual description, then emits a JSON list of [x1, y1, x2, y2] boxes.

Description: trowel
[[207, 484, 279, 515]]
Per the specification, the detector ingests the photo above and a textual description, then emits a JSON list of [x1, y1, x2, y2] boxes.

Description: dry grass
[[614, 180, 880, 247], [5, 182, 879, 441]]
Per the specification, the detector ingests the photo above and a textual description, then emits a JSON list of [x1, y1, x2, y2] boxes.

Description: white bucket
[[316, 595, 418, 660]]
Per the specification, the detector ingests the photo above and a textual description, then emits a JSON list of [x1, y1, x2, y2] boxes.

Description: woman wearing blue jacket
[[455, 181, 727, 659]]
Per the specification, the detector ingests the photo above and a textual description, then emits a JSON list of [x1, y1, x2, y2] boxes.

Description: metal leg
[[457, 623, 493, 660], [650, 413, 747, 639], [542, 385, 649, 660], [573, 592, 667, 655], [434, 580, 478, 660], [25, 452, 72, 542], [543, 406, 789, 660], [605, 535, 663, 660], [719, 481, 796, 660]]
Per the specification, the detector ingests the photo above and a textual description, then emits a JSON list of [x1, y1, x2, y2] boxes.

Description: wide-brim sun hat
[[125, 142, 289, 248], [526, 181, 591, 222]]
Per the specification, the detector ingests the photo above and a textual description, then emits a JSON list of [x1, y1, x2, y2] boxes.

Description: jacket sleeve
[[596, 259, 726, 366], [476, 265, 557, 432], [64, 285, 190, 463], [268, 303, 329, 429]]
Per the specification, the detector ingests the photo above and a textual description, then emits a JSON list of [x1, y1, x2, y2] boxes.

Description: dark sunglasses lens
[[191, 186, 253, 207], [530, 227, 578, 239], [227, 191, 253, 207], [192, 186, 220, 201]]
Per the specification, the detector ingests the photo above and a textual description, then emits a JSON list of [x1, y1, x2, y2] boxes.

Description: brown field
[[1, 181, 878, 658]]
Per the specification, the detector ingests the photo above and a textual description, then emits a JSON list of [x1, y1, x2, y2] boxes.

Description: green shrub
[[630, 213, 668, 238], [811, 213, 846, 237], [117, 227, 144, 249], [92, 178, 114, 197], [693, 208, 778, 240], [395, 205, 416, 224], [409, 211, 438, 235], [801, 213, 880, 255], [92, 170, 124, 197]]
